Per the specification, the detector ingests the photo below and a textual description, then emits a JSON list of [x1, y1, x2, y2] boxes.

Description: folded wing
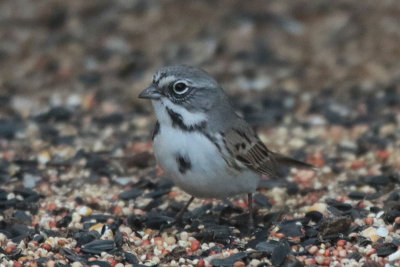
[[221, 121, 313, 177]]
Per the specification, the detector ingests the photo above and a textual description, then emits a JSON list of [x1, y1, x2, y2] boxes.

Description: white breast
[[151, 100, 259, 198]]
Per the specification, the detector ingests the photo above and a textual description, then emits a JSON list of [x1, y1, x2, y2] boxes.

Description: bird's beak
[[138, 86, 163, 100]]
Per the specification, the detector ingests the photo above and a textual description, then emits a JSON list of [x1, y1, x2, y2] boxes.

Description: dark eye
[[172, 81, 189, 95]]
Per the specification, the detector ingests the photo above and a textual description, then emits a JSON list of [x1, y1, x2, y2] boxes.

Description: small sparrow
[[139, 65, 313, 225]]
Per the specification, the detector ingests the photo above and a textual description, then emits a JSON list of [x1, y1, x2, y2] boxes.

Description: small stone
[[377, 227, 389, 237], [365, 217, 374, 225], [89, 223, 105, 233], [196, 259, 205, 267], [166, 236, 176, 246], [308, 246, 318, 254], [78, 206, 92, 216], [388, 250, 400, 261], [249, 259, 260, 266], [191, 240, 200, 251], [233, 261, 245, 267], [38, 151, 51, 164], [119, 226, 132, 235], [5, 243, 16, 254], [0, 233, 7, 242], [367, 248, 376, 256], [180, 231, 188, 241], [306, 203, 327, 214], [304, 258, 316, 265], [315, 256, 325, 265], [41, 243, 52, 251], [362, 227, 379, 242]]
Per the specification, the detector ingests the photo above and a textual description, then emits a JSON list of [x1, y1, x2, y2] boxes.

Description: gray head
[[139, 65, 229, 113]]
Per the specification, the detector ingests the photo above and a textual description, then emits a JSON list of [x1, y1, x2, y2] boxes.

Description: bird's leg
[[175, 196, 195, 222], [248, 193, 254, 228]]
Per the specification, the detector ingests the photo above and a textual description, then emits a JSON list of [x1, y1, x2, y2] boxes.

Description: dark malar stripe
[[202, 132, 221, 151], [165, 107, 207, 132], [152, 121, 160, 140]]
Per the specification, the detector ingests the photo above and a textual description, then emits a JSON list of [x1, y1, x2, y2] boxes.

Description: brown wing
[[220, 121, 314, 177], [222, 124, 279, 177]]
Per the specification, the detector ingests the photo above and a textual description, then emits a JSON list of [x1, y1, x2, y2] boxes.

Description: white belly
[[153, 125, 259, 198]]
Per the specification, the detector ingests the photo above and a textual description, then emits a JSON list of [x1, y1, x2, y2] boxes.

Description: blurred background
[[1, 0, 399, 120], [0, 2, 399, 265]]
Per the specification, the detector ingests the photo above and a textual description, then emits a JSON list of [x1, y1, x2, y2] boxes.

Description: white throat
[[151, 98, 207, 127]]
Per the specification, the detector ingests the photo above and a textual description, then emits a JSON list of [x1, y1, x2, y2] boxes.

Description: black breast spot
[[176, 154, 191, 174]]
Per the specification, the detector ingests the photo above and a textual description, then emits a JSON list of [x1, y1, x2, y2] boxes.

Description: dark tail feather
[[272, 153, 316, 170]]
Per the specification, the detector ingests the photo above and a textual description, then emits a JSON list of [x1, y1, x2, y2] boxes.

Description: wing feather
[[218, 119, 314, 177], [222, 123, 279, 177]]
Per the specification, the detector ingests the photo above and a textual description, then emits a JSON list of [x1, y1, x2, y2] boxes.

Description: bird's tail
[[272, 152, 316, 170]]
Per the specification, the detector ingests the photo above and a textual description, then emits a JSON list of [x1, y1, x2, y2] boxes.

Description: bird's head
[[139, 65, 225, 113]]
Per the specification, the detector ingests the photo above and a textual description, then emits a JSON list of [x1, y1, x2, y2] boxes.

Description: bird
[[139, 65, 314, 226]]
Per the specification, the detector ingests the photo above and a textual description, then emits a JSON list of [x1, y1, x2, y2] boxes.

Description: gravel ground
[[0, 1, 400, 266]]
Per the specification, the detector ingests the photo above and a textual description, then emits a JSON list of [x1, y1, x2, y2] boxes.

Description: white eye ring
[[172, 81, 189, 95]]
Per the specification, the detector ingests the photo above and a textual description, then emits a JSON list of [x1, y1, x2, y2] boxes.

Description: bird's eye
[[172, 81, 189, 95]]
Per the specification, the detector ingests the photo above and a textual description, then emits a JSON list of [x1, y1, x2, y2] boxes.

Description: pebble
[[308, 246, 318, 254], [362, 227, 379, 242], [315, 256, 325, 265], [388, 250, 400, 261], [304, 258, 316, 265], [365, 217, 374, 225], [191, 240, 200, 251], [233, 261, 245, 267], [77, 206, 92, 216], [338, 249, 347, 257], [180, 232, 188, 242], [306, 203, 327, 214], [377, 227, 389, 237], [249, 259, 260, 266], [119, 225, 132, 235], [166, 236, 176, 246], [0, 233, 7, 242]]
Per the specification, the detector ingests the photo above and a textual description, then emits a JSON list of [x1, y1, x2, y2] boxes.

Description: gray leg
[[175, 196, 195, 221], [248, 193, 254, 228]]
